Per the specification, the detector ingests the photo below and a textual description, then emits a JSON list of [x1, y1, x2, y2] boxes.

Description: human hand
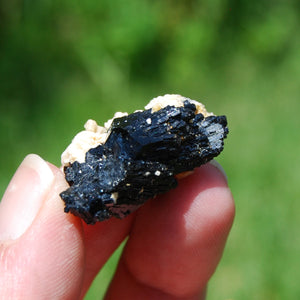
[[0, 154, 234, 299]]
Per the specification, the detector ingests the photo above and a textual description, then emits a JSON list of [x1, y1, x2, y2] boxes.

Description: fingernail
[[0, 154, 54, 241], [209, 160, 228, 183]]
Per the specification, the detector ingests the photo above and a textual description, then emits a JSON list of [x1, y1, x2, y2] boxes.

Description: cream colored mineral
[[145, 94, 213, 117]]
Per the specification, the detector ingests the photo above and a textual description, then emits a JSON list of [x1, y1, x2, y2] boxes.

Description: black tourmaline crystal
[[60, 101, 228, 224]]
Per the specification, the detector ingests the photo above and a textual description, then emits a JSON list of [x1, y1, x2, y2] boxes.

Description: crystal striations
[[60, 99, 228, 224]]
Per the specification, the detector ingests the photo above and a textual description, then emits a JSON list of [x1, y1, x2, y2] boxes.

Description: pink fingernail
[[0, 154, 54, 241], [209, 160, 228, 183]]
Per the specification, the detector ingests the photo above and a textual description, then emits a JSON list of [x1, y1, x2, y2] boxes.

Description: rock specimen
[[60, 95, 228, 224]]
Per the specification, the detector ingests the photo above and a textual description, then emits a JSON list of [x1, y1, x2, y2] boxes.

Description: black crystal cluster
[[60, 101, 228, 224]]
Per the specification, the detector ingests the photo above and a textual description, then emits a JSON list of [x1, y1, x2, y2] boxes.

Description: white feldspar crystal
[[104, 111, 128, 130], [61, 119, 108, 166], [145, 94, 213, 117]]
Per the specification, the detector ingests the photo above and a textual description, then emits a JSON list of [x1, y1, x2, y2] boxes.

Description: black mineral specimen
[[60, 101, 228, 224]]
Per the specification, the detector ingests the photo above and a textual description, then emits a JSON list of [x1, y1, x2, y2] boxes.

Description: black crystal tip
[[60, 101, 228, 224]]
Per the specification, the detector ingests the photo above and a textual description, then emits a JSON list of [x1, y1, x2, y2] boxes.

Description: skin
[[0, 154, 234, 299]]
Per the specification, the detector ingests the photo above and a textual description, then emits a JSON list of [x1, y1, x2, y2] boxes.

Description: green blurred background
[[1, 0, 299, 299]]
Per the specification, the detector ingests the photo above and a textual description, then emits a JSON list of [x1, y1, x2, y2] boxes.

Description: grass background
[[1, 1, 299, 299]]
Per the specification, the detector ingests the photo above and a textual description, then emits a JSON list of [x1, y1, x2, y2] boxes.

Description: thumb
[[0, 154, 84, 299]]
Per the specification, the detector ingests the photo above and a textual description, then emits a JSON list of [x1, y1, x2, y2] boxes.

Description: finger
[[0, 154, 133, 299], [80, 213, 134, 296], [0, 154, 85, 299], [106, 162, 235, 299]]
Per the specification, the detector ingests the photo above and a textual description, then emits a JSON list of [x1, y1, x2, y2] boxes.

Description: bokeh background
[[1, 0, 300, 299]]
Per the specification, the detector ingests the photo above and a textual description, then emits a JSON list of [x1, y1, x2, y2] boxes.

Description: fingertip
[[203, 162, 235, 239], [183, 162, 235, 240], [0, 155, 85, 298], [208, 160, 228, 183], [0, 154, 55, 241]]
